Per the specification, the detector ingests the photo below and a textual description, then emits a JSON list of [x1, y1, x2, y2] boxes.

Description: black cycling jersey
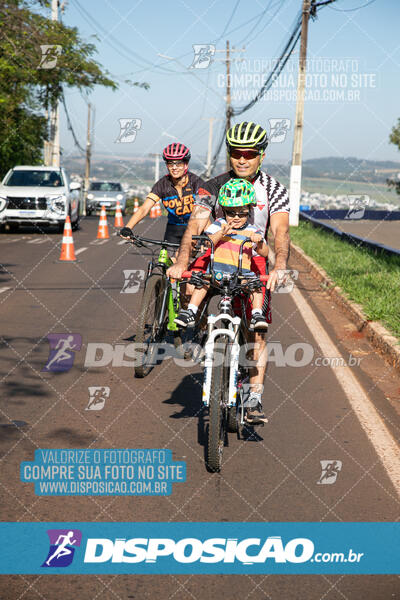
[[148, 171, 206, 227], [163, 223, 186, 245]]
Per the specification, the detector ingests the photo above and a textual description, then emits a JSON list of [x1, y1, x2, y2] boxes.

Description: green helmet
[[226, 121, 268, 152], [218, 179, 256, 208]]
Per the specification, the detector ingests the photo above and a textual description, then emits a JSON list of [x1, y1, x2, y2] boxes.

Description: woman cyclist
[[121, 143, 206, 245]]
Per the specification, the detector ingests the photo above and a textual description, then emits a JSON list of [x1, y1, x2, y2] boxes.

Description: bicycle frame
[[143, 245, 181, 332]]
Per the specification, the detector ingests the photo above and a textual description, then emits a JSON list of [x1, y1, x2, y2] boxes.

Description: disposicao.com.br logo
[[83, 536, 363, 566]]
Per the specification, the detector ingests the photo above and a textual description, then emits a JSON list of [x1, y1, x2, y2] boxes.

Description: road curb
[[290, 242, 400, 372]]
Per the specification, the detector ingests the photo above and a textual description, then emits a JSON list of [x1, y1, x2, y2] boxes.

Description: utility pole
[[149, 154, 160, 183], [289, 0, 311, 226], [226, 40, 232, 171], [203, 117, 216, 178], [83, 103, 92, 216], [50, 0, 60, 167]]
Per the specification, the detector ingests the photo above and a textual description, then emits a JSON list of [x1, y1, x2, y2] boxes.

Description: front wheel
[[206, 338, 228, 472], [134, 274, 167, 378]]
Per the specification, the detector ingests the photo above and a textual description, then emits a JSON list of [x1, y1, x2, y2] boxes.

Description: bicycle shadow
[[163, 372, 208, 451], [164, 373, 265, 470]]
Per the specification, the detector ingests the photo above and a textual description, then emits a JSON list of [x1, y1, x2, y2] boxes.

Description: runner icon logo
[[344, 195, 369, 220], [38, 45, 62, 69], [317, 460, 342, 485], [189, 44, 215, 69], [115, 118, 142, 144], [268, 118, 291, 143], [42, 529, 82, 568], [42, 333, 82, 373], [86, 386, 110, 411], [274, 270, 299, 294], [121, 269, 145, 293]]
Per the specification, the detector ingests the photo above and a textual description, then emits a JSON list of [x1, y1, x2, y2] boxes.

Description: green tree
[[388, 119, 400, 194], [0, 0, 148, 177]]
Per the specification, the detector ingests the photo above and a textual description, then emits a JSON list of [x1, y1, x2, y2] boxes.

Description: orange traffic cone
[[59, 216, 77, 261], [97, 205, 109, 239], [114, 201, 124, 227], [156, 203, 162, 217], [134, 198, 139, 213], [150, 205, 157, 219]]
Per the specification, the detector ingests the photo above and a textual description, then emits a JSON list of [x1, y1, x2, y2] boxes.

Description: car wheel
[[57, 222, 65, 234]]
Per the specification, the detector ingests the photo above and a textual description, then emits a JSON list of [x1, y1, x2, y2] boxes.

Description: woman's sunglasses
[[224, 209, 250, 218], [166, 160, 185, 167], [230, 149, 260, 160]]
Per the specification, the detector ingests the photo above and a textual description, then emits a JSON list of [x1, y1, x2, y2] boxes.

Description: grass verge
[[290, 220, 400, 340]]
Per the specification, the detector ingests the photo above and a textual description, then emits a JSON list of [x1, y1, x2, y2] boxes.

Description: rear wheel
[[207, 338, 228, 472], [134, 274, 167, 378]]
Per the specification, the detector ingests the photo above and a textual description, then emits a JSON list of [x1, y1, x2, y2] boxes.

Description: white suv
[[0, 166, 81, 232]]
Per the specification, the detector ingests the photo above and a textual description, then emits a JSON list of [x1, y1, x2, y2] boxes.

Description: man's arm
[[166, 206, 210, 278], [267, 212, 290, 291]]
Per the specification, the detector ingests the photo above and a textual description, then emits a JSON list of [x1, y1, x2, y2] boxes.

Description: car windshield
[[4, 170, 64, 187], [89, 182, 122, 192]]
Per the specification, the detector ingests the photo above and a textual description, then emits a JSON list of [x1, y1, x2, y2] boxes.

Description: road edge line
[[288, 281, 400, 497]]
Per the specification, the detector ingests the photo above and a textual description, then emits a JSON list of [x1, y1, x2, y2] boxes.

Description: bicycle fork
[[202, 314, 241, 407]]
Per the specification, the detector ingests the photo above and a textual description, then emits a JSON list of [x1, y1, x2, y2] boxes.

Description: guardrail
[[299, 211, 400, 257], [300, 209, 400, 221]]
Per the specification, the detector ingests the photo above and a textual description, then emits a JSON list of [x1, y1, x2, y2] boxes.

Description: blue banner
[[0, 522, 398, 574]]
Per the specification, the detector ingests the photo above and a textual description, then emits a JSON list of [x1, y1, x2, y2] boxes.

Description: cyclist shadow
[[163, 373, 208, 450]]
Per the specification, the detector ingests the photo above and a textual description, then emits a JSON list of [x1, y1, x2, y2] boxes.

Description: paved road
[[0, 216, 399, 599], [319, 218, 400, 250]]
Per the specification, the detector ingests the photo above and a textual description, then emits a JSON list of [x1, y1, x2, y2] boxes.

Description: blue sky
[[59, 0, 400, 167]]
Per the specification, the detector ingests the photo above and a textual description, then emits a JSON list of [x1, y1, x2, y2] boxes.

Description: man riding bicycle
[[122, 143, 206, 244], [167, 121, 290, 424]]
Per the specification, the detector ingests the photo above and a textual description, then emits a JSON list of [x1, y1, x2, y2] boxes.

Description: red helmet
[[162, 143, 191, 162]]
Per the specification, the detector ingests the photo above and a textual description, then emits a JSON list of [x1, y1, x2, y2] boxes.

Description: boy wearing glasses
[[174, 179, 269, 331]]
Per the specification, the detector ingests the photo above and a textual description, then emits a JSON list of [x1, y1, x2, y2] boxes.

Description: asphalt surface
[[318, 218, 400, 250], [0, 215, 399, 599]]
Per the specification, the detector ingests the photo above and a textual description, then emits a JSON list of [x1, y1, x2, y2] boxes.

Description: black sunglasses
[[223, 208, 250, 217]]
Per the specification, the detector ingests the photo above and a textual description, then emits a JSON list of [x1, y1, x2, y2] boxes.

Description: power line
[[328, 0, 376, 11], [240, 0, 288, 48], [71, 0, 179, 74], [216, 0, 241, 42], [232, 11, 302, 115], [61, 91, 85, 154]]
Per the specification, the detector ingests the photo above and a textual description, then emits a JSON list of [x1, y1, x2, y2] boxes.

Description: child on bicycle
[[174, 179, 269, 331]]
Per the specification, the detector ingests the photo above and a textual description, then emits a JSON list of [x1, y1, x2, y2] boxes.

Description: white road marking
[[269, 248, 400, 495], [75, 247, 88, 255], [291, 284, 400, 495], [118, 240, 128, 245], [0, 287, 10, 294], [90, 239, 109, 245], [27, 238, 48, 244]]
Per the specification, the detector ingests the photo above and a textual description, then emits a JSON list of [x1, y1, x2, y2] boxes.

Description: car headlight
[[0, 197, 7, 212], [116, 194, 124, 200], [48, 196, 66, 215], [87, 193, 94, 200]]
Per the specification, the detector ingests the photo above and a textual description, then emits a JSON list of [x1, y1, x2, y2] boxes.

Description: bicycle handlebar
[[120, 228, 180, 249], [181, 271, 269, 282]]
